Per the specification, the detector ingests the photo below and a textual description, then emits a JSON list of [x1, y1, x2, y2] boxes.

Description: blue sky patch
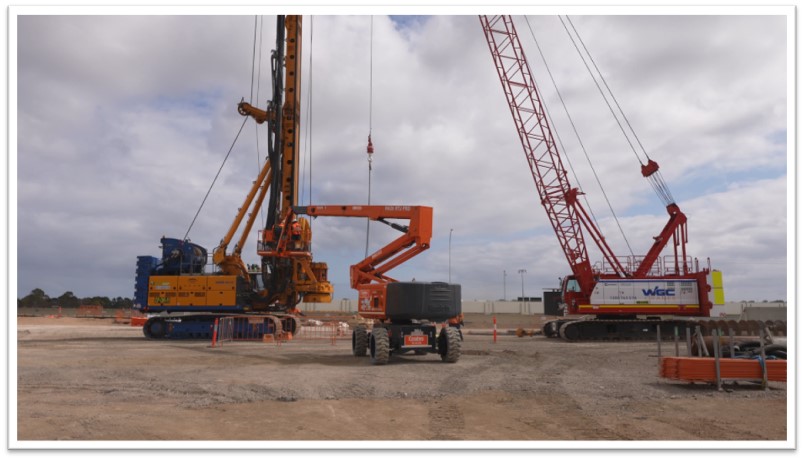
[[389, 15, 429, 31]]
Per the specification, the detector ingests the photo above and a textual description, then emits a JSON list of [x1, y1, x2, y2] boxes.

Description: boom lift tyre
[[370, 327, 391, 365], [438, 326, 462, 363], [352, 324, 368, 357]]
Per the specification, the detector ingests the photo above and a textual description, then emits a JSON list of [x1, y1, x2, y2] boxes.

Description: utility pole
[[448, 228, 453, 283], [503, 270, 507, 301], [518, 269, 527, 309]]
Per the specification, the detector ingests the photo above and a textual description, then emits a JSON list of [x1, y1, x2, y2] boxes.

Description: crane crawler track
[[142, 313, 300, 340], [545, 318, 787, 342]]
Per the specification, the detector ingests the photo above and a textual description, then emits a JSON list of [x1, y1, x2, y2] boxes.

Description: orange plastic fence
[[113, 309, 132, 323], [660, 356, 786, 383], [76, 305, 104, 317], [130, 316, 148, 327]]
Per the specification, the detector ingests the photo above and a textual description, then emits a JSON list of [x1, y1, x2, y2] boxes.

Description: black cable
[[184, 118, 249, 241], [250, 15, 257, 104], [524, 16, 635, 258], [558, 16, 642, 166], [566, 15, 651, 163]]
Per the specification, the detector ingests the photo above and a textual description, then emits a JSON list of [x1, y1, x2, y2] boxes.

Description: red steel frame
[[480, 15, 710, 315]]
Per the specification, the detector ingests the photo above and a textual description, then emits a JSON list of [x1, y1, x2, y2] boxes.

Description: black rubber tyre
[[145, 319, 167, 339], [438, 327, 461, 363], [352, 325, 368, 357], [370, 327, 390, 365]]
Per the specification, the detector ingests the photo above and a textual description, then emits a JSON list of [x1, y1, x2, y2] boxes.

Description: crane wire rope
[[523, 17, 609, 238], [183, 16, 262, 241], [183, 118, 249, 241], [253, 15, 266, 224], [364, 15, 374, 259], [309, 17, 314, 209], [250, 16, 258, 103], [557, 16, 643, 167], [299, 16, 313, 207], [523, 16, 636, 258], [566, 15, 649, 163], [562, 15, 676, 207], [301, 16, 315, 212]]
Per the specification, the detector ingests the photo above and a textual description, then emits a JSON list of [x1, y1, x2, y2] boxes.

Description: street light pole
[[518, 269, 527, 308], [503, 270, 507, 301], [449, 228, 454, 283]]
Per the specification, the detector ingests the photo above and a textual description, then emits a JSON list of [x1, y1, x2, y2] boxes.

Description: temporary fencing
[[76, 305, 104, 317], [294, 316, 357, 346], [660, 356, 786, 383], [212, 315, 284, 347], [209, 314, 368, 348], [113, 309, 133, 324]]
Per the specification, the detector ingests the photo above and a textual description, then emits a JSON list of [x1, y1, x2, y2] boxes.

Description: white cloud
[[14, 12, 788, 304]]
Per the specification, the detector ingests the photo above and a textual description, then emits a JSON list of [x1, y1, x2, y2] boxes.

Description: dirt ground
[[13, 313, 788, 446]]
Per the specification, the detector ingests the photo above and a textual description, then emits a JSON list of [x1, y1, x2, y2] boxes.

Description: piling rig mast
[[134, 15, 331, 339]]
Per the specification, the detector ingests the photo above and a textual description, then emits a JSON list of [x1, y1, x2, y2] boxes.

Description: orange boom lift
[[293, 205, 462, 364]]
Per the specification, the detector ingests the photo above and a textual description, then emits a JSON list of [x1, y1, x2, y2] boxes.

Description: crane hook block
[[367, 135, 374, 155], [641, 159, 660, 178]]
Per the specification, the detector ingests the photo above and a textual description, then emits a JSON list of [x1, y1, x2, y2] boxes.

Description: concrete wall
[[298, 300, 787, 317], [460, 300, 544, 315], [298, 300, 544, 315], [298, 299, 355, 313]]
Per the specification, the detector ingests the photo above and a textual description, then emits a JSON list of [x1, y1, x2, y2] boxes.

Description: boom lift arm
[[292, 205, 432, 289]]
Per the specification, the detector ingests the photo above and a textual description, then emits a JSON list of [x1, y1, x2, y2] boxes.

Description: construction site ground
[[14, 313, 788, 444]]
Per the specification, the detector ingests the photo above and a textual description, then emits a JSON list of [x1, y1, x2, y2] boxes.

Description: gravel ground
[[13, 314, 789, 446]]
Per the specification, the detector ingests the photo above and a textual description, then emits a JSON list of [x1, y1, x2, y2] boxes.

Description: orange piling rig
[[293, 205, 463, 365], [133, 15, 332, 340]]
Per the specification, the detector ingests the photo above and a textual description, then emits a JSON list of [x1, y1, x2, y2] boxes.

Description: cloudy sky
[[12, 7, 790, 305]]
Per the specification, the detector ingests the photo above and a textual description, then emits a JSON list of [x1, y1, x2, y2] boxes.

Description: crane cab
[[560, 275, 587, 315]]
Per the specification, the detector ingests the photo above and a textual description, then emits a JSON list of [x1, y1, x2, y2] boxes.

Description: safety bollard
[[211, 318, 219, 348]]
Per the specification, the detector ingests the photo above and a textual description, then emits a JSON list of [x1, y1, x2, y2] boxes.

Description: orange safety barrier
[[130, 316, 148, 327], [113, 309, 132, 324], [660, 356, 786, 383]]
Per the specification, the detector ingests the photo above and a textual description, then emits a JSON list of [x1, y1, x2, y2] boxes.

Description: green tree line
[[18, 288, 134, 309]]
